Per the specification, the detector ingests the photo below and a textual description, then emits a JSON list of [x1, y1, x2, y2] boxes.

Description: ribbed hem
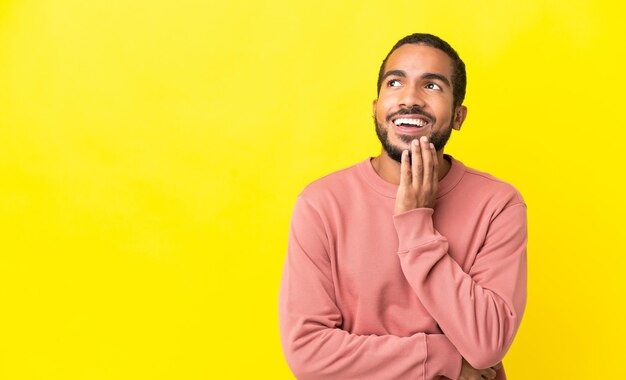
[[425, 334, 462, 379], [392, 208, 438, 252]]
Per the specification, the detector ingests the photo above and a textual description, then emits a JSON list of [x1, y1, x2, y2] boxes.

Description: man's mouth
[[392, 116, 432, 136], [387, 107, 435, 132], [392, 117, 429, 128]]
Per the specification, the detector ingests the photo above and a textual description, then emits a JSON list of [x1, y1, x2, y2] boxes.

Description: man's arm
[[278, 195, 462, 380], [394, 137, 527, 369]]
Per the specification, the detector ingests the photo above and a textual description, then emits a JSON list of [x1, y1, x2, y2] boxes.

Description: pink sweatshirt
[[279, 156, 527, 380]]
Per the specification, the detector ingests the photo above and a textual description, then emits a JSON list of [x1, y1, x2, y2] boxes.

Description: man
[[278, 33, 527, 380]]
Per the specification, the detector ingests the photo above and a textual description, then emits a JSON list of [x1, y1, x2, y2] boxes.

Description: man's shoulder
[[455, 159, 525, 207], [298, 159, 368, 202]]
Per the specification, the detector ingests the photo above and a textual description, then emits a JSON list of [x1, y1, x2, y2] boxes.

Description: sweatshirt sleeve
[[278, 196, 462, 380], [393, 203, 527, 369]]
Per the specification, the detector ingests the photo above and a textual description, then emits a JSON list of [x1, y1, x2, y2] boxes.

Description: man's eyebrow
[[382, 70, 451, 88], [422, 72, 451, 87], [381, 70, 406, 80]]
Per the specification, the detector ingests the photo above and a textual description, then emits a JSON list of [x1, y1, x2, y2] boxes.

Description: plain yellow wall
[[1, 0, 624, 378]]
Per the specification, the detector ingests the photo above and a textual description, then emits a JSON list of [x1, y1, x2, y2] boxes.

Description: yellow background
[[1, 0, 623, 378]]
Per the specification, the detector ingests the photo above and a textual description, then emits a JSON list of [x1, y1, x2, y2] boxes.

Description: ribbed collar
[[357, 155, 466, 199]]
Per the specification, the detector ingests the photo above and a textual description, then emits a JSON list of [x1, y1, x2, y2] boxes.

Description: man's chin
[[375, 119, 440, 162], [393, 128, 432, 144], [396, 135, 419, 145]]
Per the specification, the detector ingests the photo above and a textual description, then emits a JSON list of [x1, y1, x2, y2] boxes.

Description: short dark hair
[[377, 33, 466, 108]]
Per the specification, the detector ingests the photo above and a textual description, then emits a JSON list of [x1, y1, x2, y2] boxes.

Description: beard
[[374, 112, 453, 163]]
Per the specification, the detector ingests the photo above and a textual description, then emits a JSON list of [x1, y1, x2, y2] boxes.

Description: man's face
[[373, 44, 466, 162]]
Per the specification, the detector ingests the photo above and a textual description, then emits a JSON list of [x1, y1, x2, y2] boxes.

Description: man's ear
[[452, 105, 468, 131], [372, 99, 377, 118]]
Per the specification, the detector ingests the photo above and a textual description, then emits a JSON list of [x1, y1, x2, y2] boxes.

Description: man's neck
[[370, 150, 451, 185]]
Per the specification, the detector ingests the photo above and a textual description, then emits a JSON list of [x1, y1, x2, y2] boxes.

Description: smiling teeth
[[394, 118, 427, 127]]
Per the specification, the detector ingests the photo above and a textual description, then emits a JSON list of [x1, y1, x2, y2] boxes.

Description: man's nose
[[399, 85, 425, 108]]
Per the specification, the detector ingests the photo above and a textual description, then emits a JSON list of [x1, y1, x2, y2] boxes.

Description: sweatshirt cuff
[[392, 208, 438, 252], [425, 334, 462, 379]]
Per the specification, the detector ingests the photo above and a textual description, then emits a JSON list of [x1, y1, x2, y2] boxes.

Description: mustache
[[386, 107, 435, 123]]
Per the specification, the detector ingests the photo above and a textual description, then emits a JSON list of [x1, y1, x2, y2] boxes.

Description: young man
[[279, 33, 527, 380]]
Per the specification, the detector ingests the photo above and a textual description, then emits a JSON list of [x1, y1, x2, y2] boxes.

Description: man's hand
[[394, 136, 439, 215], [458, 358, 502, 380]]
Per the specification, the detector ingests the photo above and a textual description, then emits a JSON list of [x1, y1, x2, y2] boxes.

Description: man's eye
[[387, 79, 401, 87], [426, 83, 442, 90]]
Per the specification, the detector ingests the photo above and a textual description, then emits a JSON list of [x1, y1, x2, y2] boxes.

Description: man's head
[[377, 33, 466, 109], [373, 33, 468, 162]]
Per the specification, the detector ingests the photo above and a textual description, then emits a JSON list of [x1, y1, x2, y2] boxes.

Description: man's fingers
[[480, 367, 497, 379], [421, 136, 433, 186], [400, 149, 411, 187], [411, 139, 423, 188], [430, 142, 438, 174], [396, 137, 439, 212]]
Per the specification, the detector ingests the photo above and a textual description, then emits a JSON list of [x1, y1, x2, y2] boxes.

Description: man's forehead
[[384, 44, 454, 79]]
